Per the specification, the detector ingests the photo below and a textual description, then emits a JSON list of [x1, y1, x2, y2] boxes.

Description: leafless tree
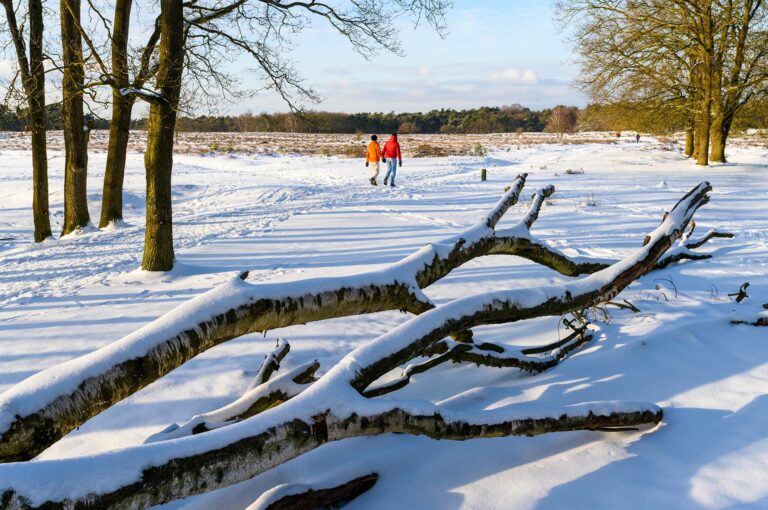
[[0, 0, 52, 241]]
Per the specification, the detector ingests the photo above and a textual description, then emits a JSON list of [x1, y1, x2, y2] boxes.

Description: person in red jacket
[[381, 133, 402, 187]]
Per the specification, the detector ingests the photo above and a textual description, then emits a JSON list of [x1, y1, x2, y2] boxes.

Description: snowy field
[[1, 137, 767, 509]]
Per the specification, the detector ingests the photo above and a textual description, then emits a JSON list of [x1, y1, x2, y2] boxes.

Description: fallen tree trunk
[[248, 473, 379, 510], [0, 175, 528, 462], [0, 178, 727, 463], [145, 359, 319, 442], [0, 183, 711, 509], [363, 324, 592, 398]]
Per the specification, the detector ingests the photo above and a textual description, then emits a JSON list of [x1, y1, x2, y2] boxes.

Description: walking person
[[382, 133, 402, 187], [365, 135, 382, 185]]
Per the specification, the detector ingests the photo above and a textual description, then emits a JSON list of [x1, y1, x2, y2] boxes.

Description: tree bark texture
[[142, 0, 184, 270], [684, 127, 695, 158], [99, 0, 135, 228], [60, 0, 91, 235], [1, 0, 52, 242]]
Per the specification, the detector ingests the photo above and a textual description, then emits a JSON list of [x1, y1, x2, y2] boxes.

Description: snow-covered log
[[487, 188, 733, 276], [0, 175, 533, 462], [363, 325, 592, 398], [655, 220, 735, 269], [350, 182, 713, 393], [0, 179, 726, 463], [731, 302, 768, 327], [247, 473, 378, 510], [0, 183, 710, 509], [145, 360, 319, 442], [248, 339, 291, 391]]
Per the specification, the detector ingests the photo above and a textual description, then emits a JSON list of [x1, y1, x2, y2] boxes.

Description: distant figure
[[382, 133, 402, 187], [635, 133, 641, 143], [365, 135, 382, 186], [616, 131, 621, 138]]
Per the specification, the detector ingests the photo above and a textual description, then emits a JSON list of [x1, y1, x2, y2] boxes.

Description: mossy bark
[[259, 474, 378, 510], [1, 0, 52, 242], [60, 0, 91, 235], [684, 127, 694, 158], [695, 6, 713, 167], [28, 0, 51, 241], [709, 69, 726, 163], [0, 407, 662, 510], [0, 281, 429, 462], [141, 0, 184, 271], [99, 0, 135, 228], [709, 112, 731, 164]]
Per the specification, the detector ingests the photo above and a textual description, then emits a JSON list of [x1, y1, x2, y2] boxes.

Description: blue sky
[[231, 0, 585, 114], [0, 0, 584, 115]]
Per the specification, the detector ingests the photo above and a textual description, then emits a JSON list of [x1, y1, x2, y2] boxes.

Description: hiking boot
[[371, 178, 377, 186], [383, 177, 388, 186], [390, 183, 396, 187]]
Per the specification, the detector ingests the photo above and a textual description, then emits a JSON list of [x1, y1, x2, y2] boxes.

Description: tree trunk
[[100, 95, 134, 227], [709, 69, 726, 163], [142, 0, 184, 271], [28, 0, 52, 241], [99, 0, 134, 228], [684, 126, 694, 158], [1, 0, 52, 242], [695, 3, 713, 167], [60, 0, 90, 235], [709, 115, 726, 163], [696, 74, 711, 166]]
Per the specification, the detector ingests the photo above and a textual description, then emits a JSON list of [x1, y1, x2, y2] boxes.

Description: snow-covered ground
[[1, 138, 767, 509]]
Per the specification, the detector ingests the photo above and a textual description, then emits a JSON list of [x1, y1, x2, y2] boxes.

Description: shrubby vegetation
[[4, 101, 768, 136], [0, 104, 109, 131], [130, 104, 550, 134]]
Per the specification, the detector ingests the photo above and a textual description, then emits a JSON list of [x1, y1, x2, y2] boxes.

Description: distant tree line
[[117, 105, 549, 134], [6, 100, 768, 137], [0, 104, 109, 131]]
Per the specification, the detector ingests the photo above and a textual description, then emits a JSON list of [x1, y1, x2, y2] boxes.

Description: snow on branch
[[0, 174, 531, 462], [0, 178, 730, 465], [119, 86, 165, 104], [145, 360, 319, 442], [249, 339, 291, 390], [0, 183, 712, 509], [363, 324, 592, 398], [247, 473, 379, 510]]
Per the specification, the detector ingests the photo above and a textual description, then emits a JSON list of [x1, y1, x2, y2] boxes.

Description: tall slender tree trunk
[[28, 0, 52, 241], [1, 0, 52, 242], [60, 0, 90, 235], [142, 0, 184, 271], [684, 126, 695, 158], [99, 0, 134, 228]]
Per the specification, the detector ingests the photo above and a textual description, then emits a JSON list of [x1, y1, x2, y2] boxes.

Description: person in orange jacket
[[382, 133, 402, 187], [365, 135, 382, 186]]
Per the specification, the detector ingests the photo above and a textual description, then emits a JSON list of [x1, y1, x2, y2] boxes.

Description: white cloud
[[0, 60, 17, 81], [490, 68, 539, 85]]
